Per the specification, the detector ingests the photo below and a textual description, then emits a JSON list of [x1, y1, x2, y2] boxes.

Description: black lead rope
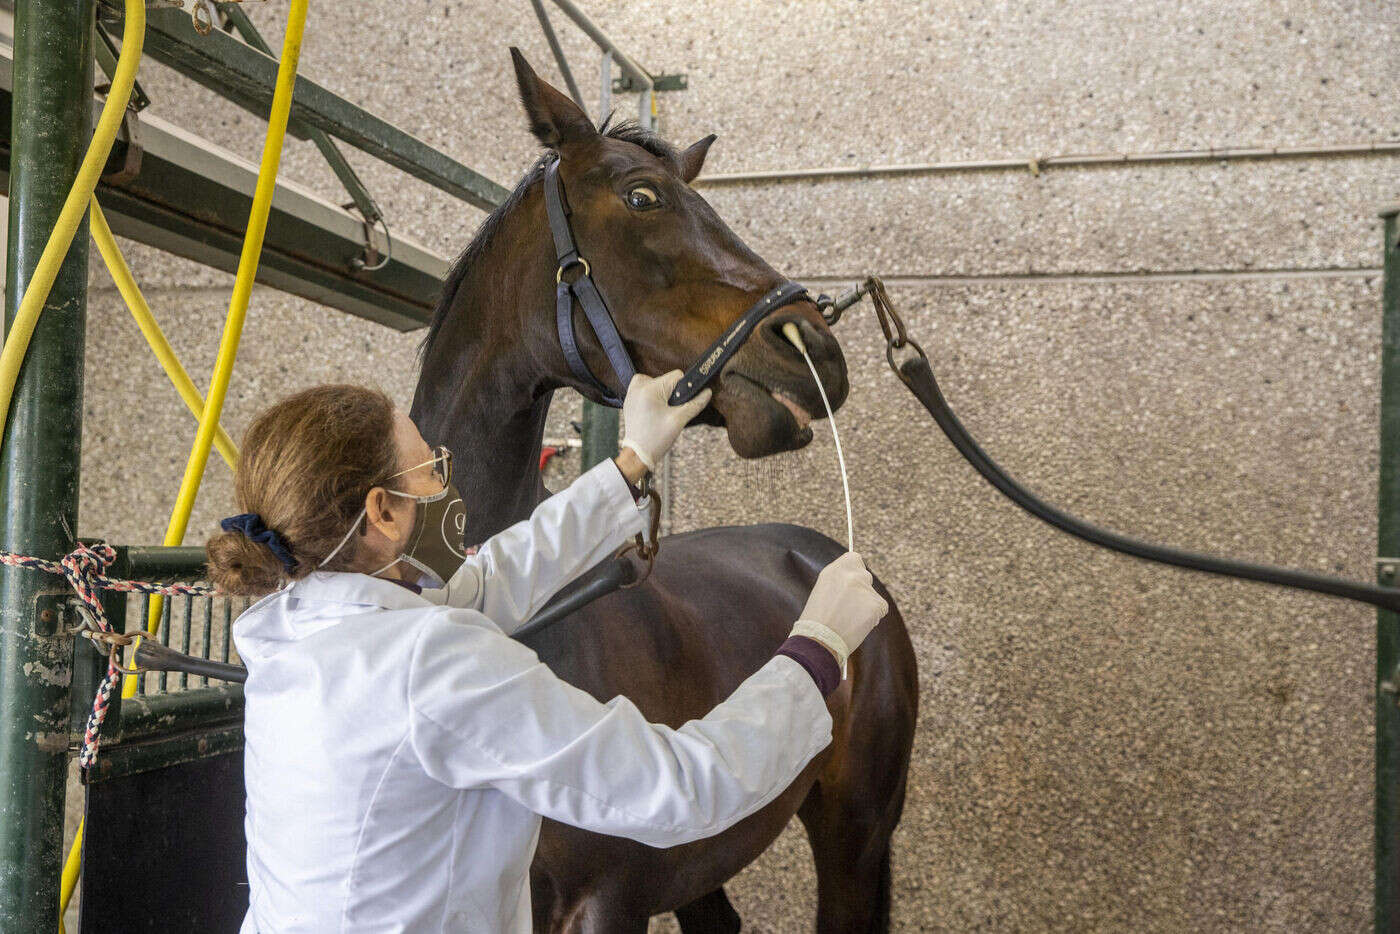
[[837, 277, 1400, 614]]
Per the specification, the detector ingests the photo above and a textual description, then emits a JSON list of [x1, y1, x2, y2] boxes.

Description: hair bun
[[206, 529, 286, 596]]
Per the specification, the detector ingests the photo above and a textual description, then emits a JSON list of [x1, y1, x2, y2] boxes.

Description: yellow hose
[[89, 200, 239, 469], [0, 0, 144, 446], [127, 0, 310, 690], [57, 820, 82, 934]]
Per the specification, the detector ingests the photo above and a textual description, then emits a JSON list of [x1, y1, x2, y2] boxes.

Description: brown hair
[[206, 385, 401, 596]]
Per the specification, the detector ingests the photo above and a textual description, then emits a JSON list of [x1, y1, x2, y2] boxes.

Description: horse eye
[[625, 186, 660, 210]]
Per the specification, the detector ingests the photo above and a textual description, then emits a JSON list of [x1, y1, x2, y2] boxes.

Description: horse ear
[[510, 47, 597, 149], [677, 134, 716, 183]]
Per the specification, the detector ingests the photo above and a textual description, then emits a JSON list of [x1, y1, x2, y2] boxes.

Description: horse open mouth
[[771, 390, 813, 430], [709, 371, 820, 458]]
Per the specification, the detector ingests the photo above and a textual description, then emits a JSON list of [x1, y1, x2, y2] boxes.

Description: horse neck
[[448, 380, 554, 545], [415, 184, 567, 545]]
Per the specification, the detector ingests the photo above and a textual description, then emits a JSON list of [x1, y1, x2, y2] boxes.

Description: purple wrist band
[[777, 635, 842, 697]]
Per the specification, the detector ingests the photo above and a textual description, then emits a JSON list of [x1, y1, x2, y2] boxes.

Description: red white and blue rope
[[0, 543, 218, 770]]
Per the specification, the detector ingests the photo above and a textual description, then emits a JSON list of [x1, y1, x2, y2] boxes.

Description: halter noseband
[[544, 157, 812, 408]]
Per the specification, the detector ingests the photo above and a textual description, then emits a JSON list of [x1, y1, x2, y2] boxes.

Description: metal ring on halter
[[556, 257, 591, 284], [886, 337, 928, 383]]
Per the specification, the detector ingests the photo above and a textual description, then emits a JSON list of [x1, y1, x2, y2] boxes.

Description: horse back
[[519, 523, 847, 727]]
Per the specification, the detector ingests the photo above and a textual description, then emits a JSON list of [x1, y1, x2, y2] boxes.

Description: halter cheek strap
[[545, 159, 634, 407]]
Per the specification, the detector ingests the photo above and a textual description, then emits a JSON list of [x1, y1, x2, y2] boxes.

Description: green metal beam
[[104, 4, 509, 211], [0, 40, 454, 330], [86, 719, 244, 784], [0, 1, 93, 928], [214, 3, 381, 224], [1378, 202, 1400, 934]]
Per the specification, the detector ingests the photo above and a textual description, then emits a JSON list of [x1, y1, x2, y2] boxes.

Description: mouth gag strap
[[667, 280, 812, 406]]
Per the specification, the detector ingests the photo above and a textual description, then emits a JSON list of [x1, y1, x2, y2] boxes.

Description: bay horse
[[410, 50, 919, 933]]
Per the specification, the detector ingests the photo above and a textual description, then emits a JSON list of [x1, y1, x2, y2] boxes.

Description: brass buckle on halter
[[555, 257, 591, 284]]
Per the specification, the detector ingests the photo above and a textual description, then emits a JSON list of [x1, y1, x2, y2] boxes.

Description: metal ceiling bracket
[[612, 72, 687, 93], [101, 104, 143, 185], [1380, 558, 1400, 583]]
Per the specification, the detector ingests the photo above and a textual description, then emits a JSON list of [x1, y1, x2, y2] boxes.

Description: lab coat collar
[[287, 570, 434, 612]]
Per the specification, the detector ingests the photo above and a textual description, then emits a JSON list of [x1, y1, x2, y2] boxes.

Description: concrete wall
[[69, 1, 1397, 929]]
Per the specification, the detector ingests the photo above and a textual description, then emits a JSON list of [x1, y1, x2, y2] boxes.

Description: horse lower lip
[[771, 390, 811, 429]]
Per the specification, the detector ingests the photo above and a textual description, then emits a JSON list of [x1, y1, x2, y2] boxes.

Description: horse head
[[414, 50, 853, 538], [507, 49, 848, 458]]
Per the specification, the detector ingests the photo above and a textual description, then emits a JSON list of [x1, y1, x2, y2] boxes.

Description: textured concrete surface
[[700, 158, 1393, 277], [665, 277, 1378, 931], [51, 0, 1399, 930]]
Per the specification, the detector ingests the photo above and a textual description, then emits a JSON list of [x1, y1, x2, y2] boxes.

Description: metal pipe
[[546, 0, 652, 93], [638, 84, 653, 132], [0, 0, 94, 926], [801, 266, 1381, 289], [694, 140, 1400, 187], [1376, 204, 1400, 932], [598, 49, 612, 123], [528, 0, 586, 112]]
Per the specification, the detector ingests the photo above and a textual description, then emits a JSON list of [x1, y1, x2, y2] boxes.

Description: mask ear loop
[[318, 506, 369, 570], [321, 485, 450, 573]]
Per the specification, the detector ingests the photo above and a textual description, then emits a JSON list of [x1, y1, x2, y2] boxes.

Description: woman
[[210, 372, 888, 933]]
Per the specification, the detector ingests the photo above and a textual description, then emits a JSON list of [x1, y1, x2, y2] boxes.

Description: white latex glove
[[792, 552, 889, 677], [619, 371, 713, 471]]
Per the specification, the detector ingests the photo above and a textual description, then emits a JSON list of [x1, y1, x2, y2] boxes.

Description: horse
[[410, 50, 919, 933]]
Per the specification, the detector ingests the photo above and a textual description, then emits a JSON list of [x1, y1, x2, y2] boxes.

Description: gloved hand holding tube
[[791, 552, 889, 678]]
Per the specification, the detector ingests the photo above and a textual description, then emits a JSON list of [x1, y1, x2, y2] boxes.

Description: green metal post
[[1378, 203, 1400, 934], [579, 401, 619, 470], [0, 0, 94, 928]]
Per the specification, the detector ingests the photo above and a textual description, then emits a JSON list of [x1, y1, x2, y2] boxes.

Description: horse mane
[[419, 118, 680, 357]]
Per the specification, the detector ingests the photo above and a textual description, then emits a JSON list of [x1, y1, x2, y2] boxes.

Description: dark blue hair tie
[[220, 513, 297, 575]]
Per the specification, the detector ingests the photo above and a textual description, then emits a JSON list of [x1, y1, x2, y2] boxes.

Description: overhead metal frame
[[0, 22, 459, 330], [99, 4, 509, 211], [214, 2, 384, 227]]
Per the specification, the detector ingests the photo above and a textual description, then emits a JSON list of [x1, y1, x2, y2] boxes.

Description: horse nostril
[[767, 317, 812, 358]]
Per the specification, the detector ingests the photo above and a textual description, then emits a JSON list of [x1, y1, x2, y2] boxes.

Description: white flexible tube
[[782, 322, 854, 552]]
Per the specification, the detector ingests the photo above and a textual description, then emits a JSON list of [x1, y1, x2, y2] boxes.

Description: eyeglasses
[[388, 444, 452, 489]]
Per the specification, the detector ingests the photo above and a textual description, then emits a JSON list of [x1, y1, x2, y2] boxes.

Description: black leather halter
[[543, 158, 812, 408]]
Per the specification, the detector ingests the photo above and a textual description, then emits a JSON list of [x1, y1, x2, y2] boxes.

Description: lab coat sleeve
[[406, 611, 834, 848], [426, 460, 649, 634]]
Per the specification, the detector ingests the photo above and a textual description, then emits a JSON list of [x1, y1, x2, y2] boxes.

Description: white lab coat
[[235, 461, 834, 933]]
